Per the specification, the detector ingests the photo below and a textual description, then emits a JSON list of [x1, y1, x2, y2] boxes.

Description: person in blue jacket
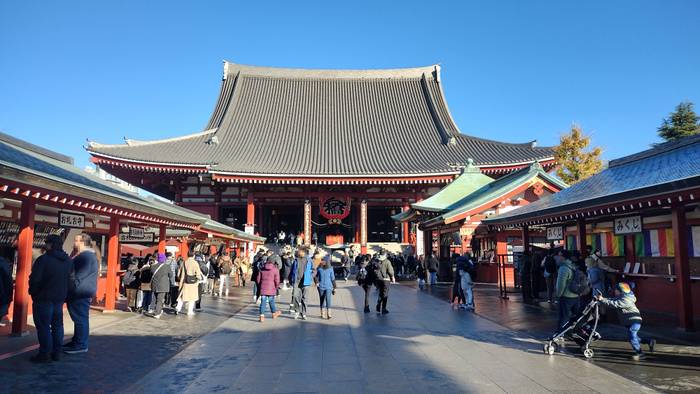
[[315, 256, 336, 319], [63, 233, 98, 354], [290, 248, 314, 320]]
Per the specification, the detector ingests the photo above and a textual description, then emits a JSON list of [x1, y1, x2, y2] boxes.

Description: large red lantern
[[319, 195, 351, 220]]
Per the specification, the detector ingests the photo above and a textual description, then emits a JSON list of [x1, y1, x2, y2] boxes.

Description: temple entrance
[[313, 205, 356, 245], [368, 206, 403, 242], [220, 206, 246, 230], [262, 205, 303, 242]]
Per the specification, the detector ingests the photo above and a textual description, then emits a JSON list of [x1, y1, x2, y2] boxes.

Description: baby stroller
[[543, 292, 602, 359]]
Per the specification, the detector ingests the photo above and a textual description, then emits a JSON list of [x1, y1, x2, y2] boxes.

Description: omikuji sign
[[58, 212, 85, 228], [546, 226, 563, 240], [614, 216, 642, 235]]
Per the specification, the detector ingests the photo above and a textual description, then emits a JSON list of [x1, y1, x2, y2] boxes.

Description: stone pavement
[[0, 287, 250, 393], [130, 282, 653, 394], [415, 282, 700, 393]]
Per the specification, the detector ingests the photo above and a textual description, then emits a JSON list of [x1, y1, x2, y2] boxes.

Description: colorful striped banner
[[688, 226, 700, 257], [638, 228, 675, 257], [585, 232, 624, 256]]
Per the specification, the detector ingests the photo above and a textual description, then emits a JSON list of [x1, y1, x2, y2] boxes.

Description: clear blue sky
[[1, 1, 699, 169]]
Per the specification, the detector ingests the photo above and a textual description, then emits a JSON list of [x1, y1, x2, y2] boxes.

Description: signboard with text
[[119, 232, 155, 243], [129, 227, 145, 238], [614, 216, 642, 235], [546, 226, 564, 240], [59, 212, 85, 228]]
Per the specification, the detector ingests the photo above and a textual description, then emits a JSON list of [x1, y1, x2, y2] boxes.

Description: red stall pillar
[[180, 238, 189, 258], [158, 224, 166, 255], [12, 200, 35, 336], [402, 203, 410, 244], [672, 204, 694, 331], [104, 216, 120, 311]]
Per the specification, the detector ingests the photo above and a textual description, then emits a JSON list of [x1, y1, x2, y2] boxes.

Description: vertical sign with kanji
[[360, 200, 368, 246], [303, 200, 312, 246]]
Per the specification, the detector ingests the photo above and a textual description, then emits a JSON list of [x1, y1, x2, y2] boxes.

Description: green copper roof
[[421, 162, 567, 229], [411, 161, 494, 212]]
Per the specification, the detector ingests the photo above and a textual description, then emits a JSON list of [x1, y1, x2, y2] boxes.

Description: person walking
[[176, 251, 204, 316], [315, 256, 336, 319], [374, 251, 395, 314], [234, 251, 248, 287], [595, 282, 655, 360], [207, 254, 220, 296], [0, 256, 13, 327], [147, 253, 174, 319], [195, 253, 208, 311], [291, 248, 313, 320], [356, 255, 373, 313], [555, 250, 580, 329], [28, 235, 72, 363], [123, 259, 140, 312], [426, 252, 439, 286], [218, 251, 233, 297], [257, 257, 281, 322], [64, 233, 99, 354], [541, 250, 557, 303]]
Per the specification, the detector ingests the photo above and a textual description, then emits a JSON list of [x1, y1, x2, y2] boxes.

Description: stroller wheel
[[544, 342, 555, 356], [582, 347, 594, 359]]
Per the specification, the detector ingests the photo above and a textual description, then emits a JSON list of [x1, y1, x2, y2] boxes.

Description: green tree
[[657, 101, 700, 141], [554, 124, 603, 185]]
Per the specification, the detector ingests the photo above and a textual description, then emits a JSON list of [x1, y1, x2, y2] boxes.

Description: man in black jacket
[[64, 233, 98, 355], [28, 234, 72, 363], [147, 253, 174, 319], [374, 251, 395, 314]]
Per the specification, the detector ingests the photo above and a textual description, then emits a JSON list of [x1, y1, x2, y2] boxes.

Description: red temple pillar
[[158, 224, 166, 255], [671, 204, 694, 331], [402, 203, 410, 244], [576, 218, 587, 251], [521, 225, 530, 253], [304, 200, 312, 246], [360, 200, 368, 254], [12, 200, 35, 336], [247, 193, 255, 228], [624, 234, 637, 265], [180, 238, 189, 258], [104, 216, 120, 311]]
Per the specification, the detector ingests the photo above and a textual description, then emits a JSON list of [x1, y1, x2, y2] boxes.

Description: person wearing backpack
[[123, 260, 140, 312], [218, 251, 233, 297], [541, 250, 557, 303], [555, 250, 586, 329]]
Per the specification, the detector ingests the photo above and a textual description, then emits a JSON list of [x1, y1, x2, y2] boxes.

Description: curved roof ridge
[[223, 60, 440, 80], [454, 133, 543, 149], [87, 128, 217, 149]]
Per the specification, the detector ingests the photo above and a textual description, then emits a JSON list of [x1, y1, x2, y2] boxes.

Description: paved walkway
[[415, 282, 700, 393], [130, 283, 653, 394]]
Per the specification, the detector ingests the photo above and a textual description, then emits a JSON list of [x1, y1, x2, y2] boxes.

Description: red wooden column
[[521, 225, 530, 253], [576, 218, 587, 251], [671, 204, 694, 331], [180, 238, 189, 258], [401, 203, 410, 244], [158, 224, 167, 255], [360, 200, 368, 254], [624, 235, 637, 265], [246, 193, 255, 229], [104, 216, 120, 311], [12, 200, 35, 336]]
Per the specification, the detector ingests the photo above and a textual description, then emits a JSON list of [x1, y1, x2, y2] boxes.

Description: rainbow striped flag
[[586, 232, 625, 256], [687, 226, 700, 257], [639, 228, 675, 257]]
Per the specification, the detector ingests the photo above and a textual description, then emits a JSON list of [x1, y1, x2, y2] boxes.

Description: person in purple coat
[[256, 257, 281, 322]]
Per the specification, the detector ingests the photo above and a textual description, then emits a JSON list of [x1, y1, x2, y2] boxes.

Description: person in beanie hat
[[595, 282, 656, 360]]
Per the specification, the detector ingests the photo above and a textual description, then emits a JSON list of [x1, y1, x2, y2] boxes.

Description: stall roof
[[421, 162, 567, 229], [411, 161, 494, 212], [484, 134, 700, 226]]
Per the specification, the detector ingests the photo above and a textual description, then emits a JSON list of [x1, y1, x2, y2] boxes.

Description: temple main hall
[[86, 61, 555, 252]]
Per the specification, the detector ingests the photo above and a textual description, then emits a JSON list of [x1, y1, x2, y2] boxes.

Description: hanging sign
[[129, 227, 145, 238], [319, 195, 351, 220], [119, 232, 155, 243], [614, 216, 642, 235], [546, 226, 564, 240], [59, 212, 85, 229]]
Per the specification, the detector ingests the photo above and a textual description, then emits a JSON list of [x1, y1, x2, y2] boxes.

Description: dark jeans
[[293, 286, 308, 315], [153, 292, 167, 315], [363, 284, 371, 308], [375, 280, 389, 311], [142, 291, 152, 311], [33, 301, 64, 354], [67, 297, 91, 349], [558, 296, 580, 329], [169, 285, 179, 307], [195, 283, 204, 309]]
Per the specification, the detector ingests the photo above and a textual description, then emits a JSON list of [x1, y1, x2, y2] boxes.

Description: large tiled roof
[[87, 61, 554, 177], [484, 135, 700, 225]]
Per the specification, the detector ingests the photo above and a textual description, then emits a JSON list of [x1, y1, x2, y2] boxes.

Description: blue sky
[[1, 1, 699, 169]]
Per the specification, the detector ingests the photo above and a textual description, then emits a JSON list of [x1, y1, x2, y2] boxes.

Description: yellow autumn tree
[[554, 124, 603, 184]]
